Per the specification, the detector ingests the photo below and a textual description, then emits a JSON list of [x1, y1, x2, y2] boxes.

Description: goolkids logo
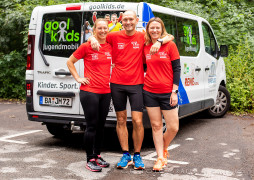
[[44, 18, 79, 42]]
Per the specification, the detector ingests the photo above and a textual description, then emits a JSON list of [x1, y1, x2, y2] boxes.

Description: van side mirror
[[220, 45, 228, 57]]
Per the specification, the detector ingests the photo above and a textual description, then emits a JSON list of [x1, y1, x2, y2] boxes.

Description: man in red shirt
[[90, 10, 174, 170]]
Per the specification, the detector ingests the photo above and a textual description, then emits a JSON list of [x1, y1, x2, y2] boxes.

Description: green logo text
[[44, 18, 79, 42]]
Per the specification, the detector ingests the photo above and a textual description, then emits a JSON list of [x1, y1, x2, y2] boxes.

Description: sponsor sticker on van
[[43, 18, 80, 51]]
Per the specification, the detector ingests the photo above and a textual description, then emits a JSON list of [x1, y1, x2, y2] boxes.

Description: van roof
[[32, 2, 209, 25]]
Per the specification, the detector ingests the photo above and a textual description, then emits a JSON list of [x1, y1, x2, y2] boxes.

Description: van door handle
[[55, 71, 71, 76], [195, 67, 201, 72], [205, 67, 210, 71]]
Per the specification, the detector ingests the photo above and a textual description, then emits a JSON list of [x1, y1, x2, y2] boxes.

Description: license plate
[[39, 96, 72, 107]]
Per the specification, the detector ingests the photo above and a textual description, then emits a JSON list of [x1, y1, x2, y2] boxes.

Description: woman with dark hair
[[143, 17, 181, 171], [67, 18, 112, 172]]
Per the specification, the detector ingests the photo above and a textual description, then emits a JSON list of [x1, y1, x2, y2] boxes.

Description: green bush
[[224, 39, 254, 113], [0, 51, 26, 99]]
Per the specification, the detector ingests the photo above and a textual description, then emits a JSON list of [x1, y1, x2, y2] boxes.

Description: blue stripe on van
[[178, 79, 189, 105], [142, 2, 154, 27]]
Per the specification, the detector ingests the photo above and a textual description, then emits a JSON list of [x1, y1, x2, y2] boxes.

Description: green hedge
[[224, 40, 254, 113], [0, 51, 26, 99]]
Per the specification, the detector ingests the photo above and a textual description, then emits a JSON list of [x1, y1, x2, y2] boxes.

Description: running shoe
[[86, 158, 102, 172], [153, 158, 164, 171], [117, 153, 132, 169], [133, 154, 145, 170], [163, 150, 169, 167], [96, 155, 110, 168]]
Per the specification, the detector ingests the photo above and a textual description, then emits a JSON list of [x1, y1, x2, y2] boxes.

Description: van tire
[[46, 124, 72, 137], [207, 85, 230, 118]]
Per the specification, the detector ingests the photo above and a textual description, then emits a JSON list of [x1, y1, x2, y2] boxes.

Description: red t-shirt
[[143, 41, 180, 94], [106, 30, 145, 85], [73, 42, 112, 94]]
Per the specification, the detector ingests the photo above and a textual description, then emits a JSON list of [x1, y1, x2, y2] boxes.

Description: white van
[[26, 2, 230, 136]]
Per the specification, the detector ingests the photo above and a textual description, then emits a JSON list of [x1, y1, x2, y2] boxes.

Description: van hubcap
[[210, 91, 227, 114]]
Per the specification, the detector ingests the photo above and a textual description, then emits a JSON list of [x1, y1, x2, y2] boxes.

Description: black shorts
[[110, 83, 143, 112], [143, 90, 177, 110]]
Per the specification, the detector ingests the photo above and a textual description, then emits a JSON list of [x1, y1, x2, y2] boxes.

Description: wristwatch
[[172, 89, 178, 93], [157, 38, 163, 45]]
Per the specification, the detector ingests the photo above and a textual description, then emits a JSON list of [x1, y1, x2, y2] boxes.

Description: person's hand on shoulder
[[150, 41, 161, 55], [89, 36, 101, 51]]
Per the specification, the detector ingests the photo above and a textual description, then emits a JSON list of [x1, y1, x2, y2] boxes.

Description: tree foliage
[[0, 0, 253, 112]]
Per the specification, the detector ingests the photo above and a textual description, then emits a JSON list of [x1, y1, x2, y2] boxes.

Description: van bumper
[[27, 110, 151, 129]]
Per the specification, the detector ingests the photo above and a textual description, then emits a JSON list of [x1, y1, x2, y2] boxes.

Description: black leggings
[[80, 90, 111, 161]]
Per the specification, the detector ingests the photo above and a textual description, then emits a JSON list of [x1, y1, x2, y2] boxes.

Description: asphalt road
[[0, 102, 254, 180]]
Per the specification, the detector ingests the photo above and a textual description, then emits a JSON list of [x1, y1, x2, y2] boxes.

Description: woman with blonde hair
[[67, 19, 112, 172], [143, 17, 181, 171]]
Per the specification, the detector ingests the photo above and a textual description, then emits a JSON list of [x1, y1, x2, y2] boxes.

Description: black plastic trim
[[27, 112, 134, 128], [178, 99, 214, 117], [37, 90, 75, 97], [55, 71, 71, 76]]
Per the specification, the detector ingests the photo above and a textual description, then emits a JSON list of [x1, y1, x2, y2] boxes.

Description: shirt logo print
[[159, 52, 167, 58], [105, 52, 111, 56], [131, 41, 139, 49], [118, 43, 124, 49], [105, 52, 112, 60], [91, 53, 98, 60], [146, 54, 151, 60]]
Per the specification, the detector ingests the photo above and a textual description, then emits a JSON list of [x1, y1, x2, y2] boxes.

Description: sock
[[123, 151, 130, 155], [134, 152, 140, 156]]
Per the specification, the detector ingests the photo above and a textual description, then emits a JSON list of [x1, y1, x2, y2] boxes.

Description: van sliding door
[[33, 12, 82, 114]]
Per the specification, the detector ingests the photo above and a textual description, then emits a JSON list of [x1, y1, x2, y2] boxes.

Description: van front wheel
[[46, 124, 72, 137], [207, 85, 230, 118]]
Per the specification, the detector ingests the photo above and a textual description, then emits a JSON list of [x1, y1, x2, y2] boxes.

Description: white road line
[[142, 144, 180, 159], [0, 139, 27, 144], [143, 157, 189, 165], [185, 138, 194, 141], [0, 130, 43, 144], [167, 144, 181, 150], [105, 153, 122, 157]]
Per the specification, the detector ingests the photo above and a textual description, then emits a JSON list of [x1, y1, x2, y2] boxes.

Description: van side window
[[176, 17, 200, 57], [153, 12, 177, 43], [41, 12, 82, 58], [81, 11, 123, 43], [202, 23, 218, 58]]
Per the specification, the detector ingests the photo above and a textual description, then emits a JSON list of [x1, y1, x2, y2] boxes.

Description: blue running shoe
[[117, 153, 132, 169], [133, 154, 145, 170]]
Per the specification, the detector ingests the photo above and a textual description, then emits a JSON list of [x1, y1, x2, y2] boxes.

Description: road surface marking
[[0, 130, 43, 144], [142, 144, 180, 159], [185, 138, 194, 141], [144, 157, 189, 165]]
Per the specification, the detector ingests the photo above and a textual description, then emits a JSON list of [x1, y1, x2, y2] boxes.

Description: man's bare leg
[[116, 110, 129, 151], [131, 111, 144, 153]]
